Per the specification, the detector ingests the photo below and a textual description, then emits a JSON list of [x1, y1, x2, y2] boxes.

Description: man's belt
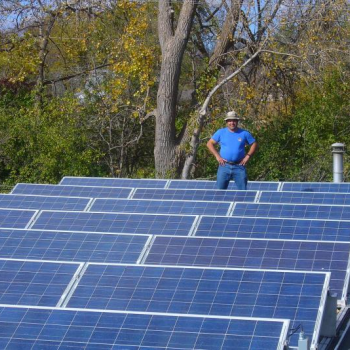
[[226, 160, 241, 165]]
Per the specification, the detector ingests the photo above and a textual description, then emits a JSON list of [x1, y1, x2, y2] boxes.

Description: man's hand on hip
[[239, 154, 251, 166], [216, 156, 227, 166]]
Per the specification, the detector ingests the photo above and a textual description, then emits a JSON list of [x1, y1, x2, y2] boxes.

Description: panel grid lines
[[66, 263, 329, 347], [0, 306, 289, 350], [195, 216, 350, 242], [12, 183, 133, 199], [0, 194, 91, 211], [144, 236, 349, 299], [281, 182, 350, 193], [0, 229, 149, 263], [0, 209, 37, 229], [133, 189, 257, 202], [232, 202, 350, 220], [259, 191, 350, 205], [60, 177, 168, 188], [0, 259, 80, 307], [90, 198, 232, 216], [31, 211, 197, 236]]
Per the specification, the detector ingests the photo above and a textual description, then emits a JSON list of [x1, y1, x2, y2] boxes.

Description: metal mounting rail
[[56, 262, 89, 308]]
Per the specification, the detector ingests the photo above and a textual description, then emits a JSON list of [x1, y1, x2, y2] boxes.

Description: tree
[[81, 0, 158, 177], [0, 0, 159, 180], [155, 0, 197, 177], [1, 0, 349, 183]]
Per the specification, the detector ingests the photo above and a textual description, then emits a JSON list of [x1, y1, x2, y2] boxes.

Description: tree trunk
[[209, 0, 243, 67], [181, 112, 205, 179], [36, 14, 56, 104], [155, 40, 181, 177], [155, 0, 197, 178]]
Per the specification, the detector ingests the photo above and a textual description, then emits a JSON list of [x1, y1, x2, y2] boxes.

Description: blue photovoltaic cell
[[145, 236, 350, 299], [232, 203, 350, 221], [168, 180, 280, 191], [31, 211, 196, 236], [12, 183, 132, 199], [0, 209, 36, 229], [196, 216, 350, 242], [67, 264, 328, 347], [133, 188, 257, 202], [0, 194, 90, 211], [259, 191, 350, 205], [0, 260, 79, 306], [0, 307, 288, 350], [0, 229, 149, 264], [281, 182, 350, 193], [90, 198, 231, 216], [60, 176, 168, 188]]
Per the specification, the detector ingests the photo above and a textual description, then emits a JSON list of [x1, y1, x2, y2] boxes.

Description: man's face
[[226, 119, 239, 131]]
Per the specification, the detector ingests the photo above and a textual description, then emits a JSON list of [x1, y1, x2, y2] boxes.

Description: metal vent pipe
[[331, 143, 345, 183]]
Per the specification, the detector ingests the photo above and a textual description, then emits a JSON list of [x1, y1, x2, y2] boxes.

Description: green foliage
[[0, 91, 102, 185], [248, 69, 350, 181], [0, 32, 39, 83], [1, 1, 349, 182], [0, 0, 159, 183]]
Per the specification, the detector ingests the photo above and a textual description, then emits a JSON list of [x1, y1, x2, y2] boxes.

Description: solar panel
[[145, 236, 350, 300], [0, 209, 37, 229], [0, 194, 90, 211], [31, 211, 197, 236], [0, 307, 289, 350], [133, 188, 257, 202], [0, 259, 80, 306], [66, 264, 329, 347], [168, 180, 280, 191], [12, 183, 132, 199], [60, 176, 168, 188], [281, 182, 350, 193], [196, 216, 350, 242], [259, 191, 350, 205], [90, 198, 232, 216], [0, 229, 149, 263], [232, 203, 350, 221]]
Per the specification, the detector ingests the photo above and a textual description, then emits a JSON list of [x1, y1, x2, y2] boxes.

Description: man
[[207, 110, 258, 190]]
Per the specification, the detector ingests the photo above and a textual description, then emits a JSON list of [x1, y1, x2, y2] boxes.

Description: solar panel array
[[231, 203, 350, 220], [0, 193, 91, 211], [0, 307, 289, 350], [30, 211, 197, 236], [66, 263, 328, 347], [12, 183, 133, 199], [133, 188, 258, 202], [196, 216, 350, 241], [0, 259, 81, 306], [0, 176, 349, 349], [145, 236, 350, 299], [0, 229, 149, 263], [259, 191, 350, 205], [60, 176, 168, 188], [281, 182, 350, 193], [90, 198, 232, 216], [0, 209, 37, 229]]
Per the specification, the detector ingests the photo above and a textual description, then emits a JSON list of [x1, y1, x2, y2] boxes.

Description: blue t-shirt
[[211, 127, 256, 162]]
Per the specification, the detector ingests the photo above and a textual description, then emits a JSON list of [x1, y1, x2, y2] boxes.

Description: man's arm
[[240, 141, 258, 166], [206, 138, 226, 165]]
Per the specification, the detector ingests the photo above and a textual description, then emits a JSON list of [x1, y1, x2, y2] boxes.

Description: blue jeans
[[216, 163, 248, 190]]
